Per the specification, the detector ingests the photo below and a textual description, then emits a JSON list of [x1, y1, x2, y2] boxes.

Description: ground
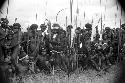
[[11, 64, 121, 83]]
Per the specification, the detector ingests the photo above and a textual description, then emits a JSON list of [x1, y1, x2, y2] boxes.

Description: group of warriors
[[0, 17, 125, 82]]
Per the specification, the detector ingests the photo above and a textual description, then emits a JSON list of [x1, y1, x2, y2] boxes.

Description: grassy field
[[11, 64, 121, 83]]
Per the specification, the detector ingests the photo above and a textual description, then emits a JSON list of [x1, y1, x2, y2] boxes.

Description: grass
[[11, 64, 120, 83]]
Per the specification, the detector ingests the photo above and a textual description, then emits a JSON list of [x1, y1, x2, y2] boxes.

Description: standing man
[[28, 24, 39, 57], [0, 18, 9, 62], [11, 23, 23, 67]]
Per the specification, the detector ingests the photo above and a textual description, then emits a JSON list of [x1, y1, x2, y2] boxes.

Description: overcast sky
[[0, 0, 125, 32]]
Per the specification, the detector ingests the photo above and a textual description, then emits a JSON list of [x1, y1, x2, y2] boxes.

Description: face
[[41, 27, 46, 32], [13, 26, 20, 32], [61, 32, 66, 37], [75, 29, 80, 34], [42, 50, 47, 55], [89, 30, 92, 34], [7, 35, 13, 40], [1, 23, 6, 28]]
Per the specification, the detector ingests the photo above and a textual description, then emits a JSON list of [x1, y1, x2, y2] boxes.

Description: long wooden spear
[[70, 0, 73, 24], [118, 18, 121, 62], [115, 13, 117, 26], [6, 0, 9, 18], [66, 16, 67, 27]]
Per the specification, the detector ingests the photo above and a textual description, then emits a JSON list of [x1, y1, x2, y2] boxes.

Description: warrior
[[51, 25, 67, 52], [102, 27, 113, 43], [0, 18, 9, 62], [27, 24, 39, 57], [74, 27, 81, 51], [84, 23, 92, 52], [38, 24, 51, 60], [66, 25, 73, 47], [37, 24, 47, 37], [0, 18, 13, 62], [116, 23, 125, 62], [36, 47, 51, 74], [93, 26, 100, 43], [10, 23, 23, 66], [0, 22, 24, 76], [120, 23, 125, 48], [37, 24, 47, 50], [1, 30, 14, 62]]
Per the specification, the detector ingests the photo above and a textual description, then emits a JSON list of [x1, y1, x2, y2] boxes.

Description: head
[[13, 23, 21, 32], [75, 27, 81, 34], [105, 27, 111, 33], [52, 23, 60, 29], [41, 48, 47, 55], [1, 18, 9, 24], [29, 24, 38, 31], [81, 29, 86, 34], [1, 18, 9, 29], [60, 29, 66, 37], [85, 23, 92, 33], [40, 24, 47, 32], [121, 23, 125, 30], [66, 25, 73, 33], [6, 30, 14, 40]]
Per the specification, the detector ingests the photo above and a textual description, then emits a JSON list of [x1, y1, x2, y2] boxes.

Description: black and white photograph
[[0, 0, 125, 83]]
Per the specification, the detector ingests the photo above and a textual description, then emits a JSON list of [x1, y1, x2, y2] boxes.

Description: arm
[[0, 26, 6, 40]]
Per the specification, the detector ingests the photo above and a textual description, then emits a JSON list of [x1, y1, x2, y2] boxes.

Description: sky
[[0, 0, 125, 33]]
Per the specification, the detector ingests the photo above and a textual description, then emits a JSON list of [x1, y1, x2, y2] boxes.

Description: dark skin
[[41, 26, 46, 32]]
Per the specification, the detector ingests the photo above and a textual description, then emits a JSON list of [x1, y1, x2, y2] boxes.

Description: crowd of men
[[0, 17, 125, 82]]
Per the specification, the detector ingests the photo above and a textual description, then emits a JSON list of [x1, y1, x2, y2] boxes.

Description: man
[[74, 27, 81, 50], [36, 47, 51, 74], [93, 26, 100, 43], [37, 24, 47, 43], [7, 23, 29, 76], [40, 24, 47, 32], [120, 23, 125, 47], [102, 27, 113, 43], [28, 24, 39, 57], [117, 23, 125, 63], [84, 23, 92, 51], [0, 22, 23, 79], [0, 18, 9, 62], [66, 25, 73, 47], [51, 26, 67, 53]]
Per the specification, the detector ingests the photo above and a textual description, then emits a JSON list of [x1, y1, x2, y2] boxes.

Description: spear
[[15, 18, 17, 23], [104, 14, 105, 21], [91, 16, 93, 25], [66, 16, 67, 27], [5, 0, 10, 36], [76, 0, 79, 28], [70, 0, 73, 24], [46, 19, 51, 40], [84, 11, 85, 19], [0, 9, 3, 14], [118, 18, 121, 62], [100, 13, 102, 34], [45, 0, 47, 17], [120, 18, 121, 29], [6, 0, 9, 18], [76, 16, 77, 28], [36, 13, 37, 21], [121, 7, 123, 17], [115, 13, 117, 26], [8, 0, 9, 6], [6, 7, 8, 17], [100, 13, 103, 40], [100, 0, 101, 6], [116, 1, 119, 11], [27, 25, 30, 55]]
